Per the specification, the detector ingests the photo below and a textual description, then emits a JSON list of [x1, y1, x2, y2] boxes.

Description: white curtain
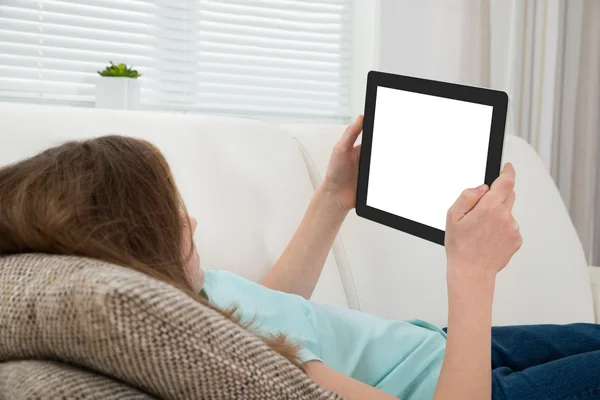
[[379, 0, 600, 265]]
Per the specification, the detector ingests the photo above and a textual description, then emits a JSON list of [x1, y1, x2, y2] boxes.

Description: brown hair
[[0, 135, 301, 367]]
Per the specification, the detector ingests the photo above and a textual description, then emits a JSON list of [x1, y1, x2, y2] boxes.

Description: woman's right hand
[[434, 164, 522, 400], [445, 163, 522, 281]]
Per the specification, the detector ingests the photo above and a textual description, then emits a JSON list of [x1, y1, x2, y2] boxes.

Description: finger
[[339, 115, 364, 149], [504, 190, 516, 210], [448, 184, 489, 221], [353, 143, 362, 156], [491, 163, 516, 192], [488, 163, 516, 203]]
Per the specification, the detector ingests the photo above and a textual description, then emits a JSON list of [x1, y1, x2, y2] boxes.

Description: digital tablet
[[356, 71, 508, 245]]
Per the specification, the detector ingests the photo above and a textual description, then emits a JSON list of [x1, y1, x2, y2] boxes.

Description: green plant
[[97, 61, 141, 78]]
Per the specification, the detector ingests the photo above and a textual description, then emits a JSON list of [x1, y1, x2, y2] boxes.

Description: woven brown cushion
[[0, 254, 343, 400], [0, 359, 155, 399]]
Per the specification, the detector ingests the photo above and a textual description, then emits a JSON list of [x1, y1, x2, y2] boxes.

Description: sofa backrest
[[286, 124, 595, 326], [0, 102, 347, 308], [1, 102, 593, 326]]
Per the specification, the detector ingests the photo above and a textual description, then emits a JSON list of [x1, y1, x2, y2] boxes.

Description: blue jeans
[[444, 324, 600, 399], [489, 324, 600, 399]]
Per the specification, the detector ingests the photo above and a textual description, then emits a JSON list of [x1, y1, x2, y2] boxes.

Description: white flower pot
[[95, 77, 140, 110]]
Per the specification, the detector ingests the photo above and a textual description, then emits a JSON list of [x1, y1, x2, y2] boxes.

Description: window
[[0, 0, 353, 122]]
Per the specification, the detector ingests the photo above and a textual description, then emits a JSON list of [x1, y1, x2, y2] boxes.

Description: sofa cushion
[[0, 254, 342, 400], [287, 125, 595, 326], [0, 102, 348, 308], [0, 360, 154, 399]]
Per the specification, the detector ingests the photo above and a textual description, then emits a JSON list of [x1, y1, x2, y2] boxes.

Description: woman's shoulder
[[203, 269, 256, 297], [202, 269, 280, 311], [202, 269, 310, 319], [204, 269, 258, 290]]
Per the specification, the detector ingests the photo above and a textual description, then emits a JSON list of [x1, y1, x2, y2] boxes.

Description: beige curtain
[[570, 1, 600, 265], [504, 0, 600, 265]]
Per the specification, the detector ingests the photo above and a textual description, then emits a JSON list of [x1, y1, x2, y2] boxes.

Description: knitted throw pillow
[[0, 254, 343, 400], [0, 359, 155, 399]]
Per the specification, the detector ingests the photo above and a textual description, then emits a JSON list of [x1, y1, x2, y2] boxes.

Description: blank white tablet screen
[[366, 86, 494, 231]]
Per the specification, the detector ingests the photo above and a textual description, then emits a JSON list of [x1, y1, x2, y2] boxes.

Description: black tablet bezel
[[356, 71, 508, 246]]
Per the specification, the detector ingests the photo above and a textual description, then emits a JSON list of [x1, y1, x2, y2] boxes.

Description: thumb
[[339, 115, 364, 149], [447, 184, 489, 222]]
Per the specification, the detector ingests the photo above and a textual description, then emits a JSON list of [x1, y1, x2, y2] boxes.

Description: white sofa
[[1, 102, 598, 327]]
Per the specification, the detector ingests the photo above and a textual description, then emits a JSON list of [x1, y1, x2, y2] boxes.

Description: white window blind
[[0, 0, 352, 122]]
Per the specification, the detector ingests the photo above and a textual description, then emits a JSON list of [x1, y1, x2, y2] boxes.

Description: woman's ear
[[189, 216, 198, 234]]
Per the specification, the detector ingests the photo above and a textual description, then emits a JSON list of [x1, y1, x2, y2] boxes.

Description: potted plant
[[96, 62, 141, 110]]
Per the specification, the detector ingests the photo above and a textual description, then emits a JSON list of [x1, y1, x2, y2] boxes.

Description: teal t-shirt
[[203, 270, 446, 400]]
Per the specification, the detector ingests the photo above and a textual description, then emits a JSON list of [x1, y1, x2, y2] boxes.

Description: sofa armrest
[[589, 266, 600, 323]]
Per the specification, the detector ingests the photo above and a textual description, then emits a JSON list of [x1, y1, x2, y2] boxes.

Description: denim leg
[[491, 324, 600, 371], [492, 350, 600, 400]]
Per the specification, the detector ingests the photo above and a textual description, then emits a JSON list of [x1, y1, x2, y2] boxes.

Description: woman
[[1, 117, 599, 400]]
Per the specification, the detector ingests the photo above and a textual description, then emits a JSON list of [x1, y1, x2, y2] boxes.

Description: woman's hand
[[434, 163, 522, 400], [263, 116, 363, 298], [324, 115, 364, 211], [445, 162, 522, 282]]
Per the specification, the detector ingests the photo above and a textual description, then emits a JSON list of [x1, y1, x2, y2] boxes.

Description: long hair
[[0, 135, 300, 367]]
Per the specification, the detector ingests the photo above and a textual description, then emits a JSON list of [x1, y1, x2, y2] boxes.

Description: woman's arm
[[262, 116, 363, 298], [434, 164, 521, 400], [262, 181, 348, 298], [434, 272, 496, 399], [304, 166, 519, 400]]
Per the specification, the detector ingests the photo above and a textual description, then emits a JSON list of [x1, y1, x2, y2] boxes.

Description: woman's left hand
[[324, 115, 364, 211]]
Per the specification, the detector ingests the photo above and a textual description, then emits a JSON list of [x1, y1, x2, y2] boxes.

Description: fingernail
[[478, 184, 488, 192]]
